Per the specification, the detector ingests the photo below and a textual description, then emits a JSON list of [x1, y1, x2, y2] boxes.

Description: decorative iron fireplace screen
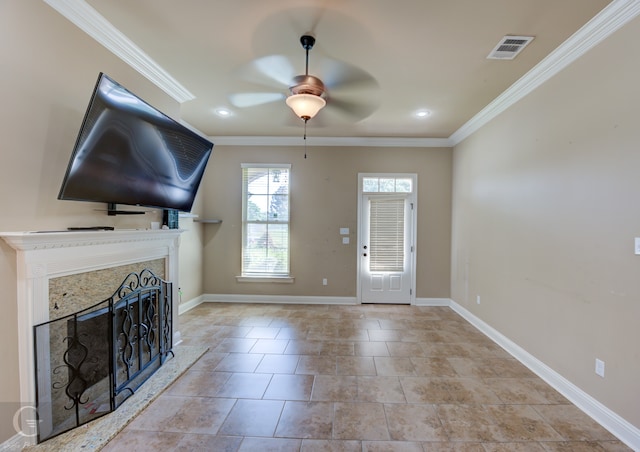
[[33, 269, 173, 443]]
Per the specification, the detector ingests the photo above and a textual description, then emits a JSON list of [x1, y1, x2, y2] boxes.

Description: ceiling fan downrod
[[300, 34, 315, 76]]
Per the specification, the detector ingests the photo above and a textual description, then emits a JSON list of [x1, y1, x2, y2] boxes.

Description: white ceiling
[[44, 0, 635, 146]]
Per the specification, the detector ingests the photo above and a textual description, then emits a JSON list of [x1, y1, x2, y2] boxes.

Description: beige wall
[[201, 145, 452, 299], [451, 16, 640, 428], [0, 1, 204, 442], [178, 191, 206, 303]]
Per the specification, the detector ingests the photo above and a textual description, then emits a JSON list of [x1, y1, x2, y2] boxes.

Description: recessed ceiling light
[[214, 108, 232, 117], [415, 110, 431, 118]]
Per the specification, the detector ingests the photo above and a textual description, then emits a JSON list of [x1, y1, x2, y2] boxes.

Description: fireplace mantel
[[1, 229, 183, 444], [1, 229, 181, 251]]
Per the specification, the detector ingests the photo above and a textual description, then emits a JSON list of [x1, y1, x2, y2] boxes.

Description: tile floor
[[102, 303, 630, 451]]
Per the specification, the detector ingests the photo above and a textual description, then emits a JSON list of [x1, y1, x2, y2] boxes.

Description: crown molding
[[209, 135, 453, 148], [42, 0, 195, 103], [43, 0, 640, 147], [449, 0, 640, 146]]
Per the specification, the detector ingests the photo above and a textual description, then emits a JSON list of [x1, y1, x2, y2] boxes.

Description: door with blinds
[[359, 174, 416, 304]]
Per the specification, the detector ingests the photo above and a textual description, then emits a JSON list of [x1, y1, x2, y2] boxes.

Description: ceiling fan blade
[[229, 92, 285, 108], [239, 55, 297, 89], [321, 60, 380, 122], [325, 95, 379, 121], [317, 58, 378, 91]]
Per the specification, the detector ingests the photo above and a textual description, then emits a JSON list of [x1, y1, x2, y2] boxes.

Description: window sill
[[236, 275, 295, 284]]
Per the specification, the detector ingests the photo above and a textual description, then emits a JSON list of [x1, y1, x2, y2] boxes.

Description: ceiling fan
[[229, 34, 379, 125]]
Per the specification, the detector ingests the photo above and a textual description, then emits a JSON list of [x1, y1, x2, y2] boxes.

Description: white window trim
[[239, 163, 293, 281]]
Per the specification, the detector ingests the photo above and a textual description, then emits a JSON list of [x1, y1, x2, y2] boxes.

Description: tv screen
[[58, 73, 213, 212]]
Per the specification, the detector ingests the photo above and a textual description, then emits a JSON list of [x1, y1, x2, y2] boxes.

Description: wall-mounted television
[[58, 73, 213, 213]]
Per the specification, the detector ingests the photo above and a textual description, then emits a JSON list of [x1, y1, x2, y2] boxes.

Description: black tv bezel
[[57, 72, 213, 213]]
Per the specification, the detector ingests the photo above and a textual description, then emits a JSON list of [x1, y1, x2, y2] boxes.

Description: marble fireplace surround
[[0, 229, 182, 437]]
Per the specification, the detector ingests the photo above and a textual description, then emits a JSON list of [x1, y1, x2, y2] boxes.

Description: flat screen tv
[[58, 72, 213, 213]]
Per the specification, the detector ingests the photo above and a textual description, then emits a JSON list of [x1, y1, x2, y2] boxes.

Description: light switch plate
[[635, 237, 640, 255], [342, 237, 350, 244], [340, 228, 349, 235]]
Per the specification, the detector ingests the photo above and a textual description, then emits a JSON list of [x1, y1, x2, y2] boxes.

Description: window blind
[[369, 198, 405, 272]]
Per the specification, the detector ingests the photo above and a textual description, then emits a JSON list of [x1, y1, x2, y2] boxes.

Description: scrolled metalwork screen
[[33, 269, 172, 443]]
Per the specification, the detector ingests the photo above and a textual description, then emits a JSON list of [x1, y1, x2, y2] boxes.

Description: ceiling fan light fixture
[[286, 93, 326, 121]]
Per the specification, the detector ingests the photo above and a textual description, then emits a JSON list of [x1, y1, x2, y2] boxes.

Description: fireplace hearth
[[33, 269, 173, 443]]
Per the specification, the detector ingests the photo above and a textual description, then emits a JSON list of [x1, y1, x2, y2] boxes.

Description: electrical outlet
[[322, 278, 328, 286], [595, 358, 605, 378], [476, 295, 481, 305]]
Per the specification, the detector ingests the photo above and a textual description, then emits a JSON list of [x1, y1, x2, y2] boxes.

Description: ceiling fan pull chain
[[304, 119, 308, 159]]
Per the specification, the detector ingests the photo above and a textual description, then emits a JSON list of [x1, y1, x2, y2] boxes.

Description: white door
[[358, 174, 416, 304]]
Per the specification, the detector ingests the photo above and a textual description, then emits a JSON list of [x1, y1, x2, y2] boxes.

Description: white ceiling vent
[[487, 35, 534, 60]]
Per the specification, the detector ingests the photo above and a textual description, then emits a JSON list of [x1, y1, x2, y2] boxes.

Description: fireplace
[[0, 229, 182, 446], [33, 268, 173, 442]]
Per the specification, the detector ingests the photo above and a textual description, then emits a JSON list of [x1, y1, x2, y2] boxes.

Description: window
[[362, 176, 412, 193], [241, 164, 291, 279]]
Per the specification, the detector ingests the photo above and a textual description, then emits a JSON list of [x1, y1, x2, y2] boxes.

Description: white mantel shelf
[[1, 228, 183, 251], [0, 229, 184, 445]]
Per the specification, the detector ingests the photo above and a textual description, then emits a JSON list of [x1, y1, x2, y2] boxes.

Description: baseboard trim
[[449, 299, 640, 451], [414, 297, 450, 306], [178, 294, 205, 315], [191, 295, 449, 307], [202, 294, 358, 305]]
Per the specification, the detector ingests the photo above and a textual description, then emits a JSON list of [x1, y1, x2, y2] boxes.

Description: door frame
[[356, 173, 418, 305]]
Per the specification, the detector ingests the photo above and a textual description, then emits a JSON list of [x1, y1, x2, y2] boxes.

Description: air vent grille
[[487, 35, 534, 60]]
